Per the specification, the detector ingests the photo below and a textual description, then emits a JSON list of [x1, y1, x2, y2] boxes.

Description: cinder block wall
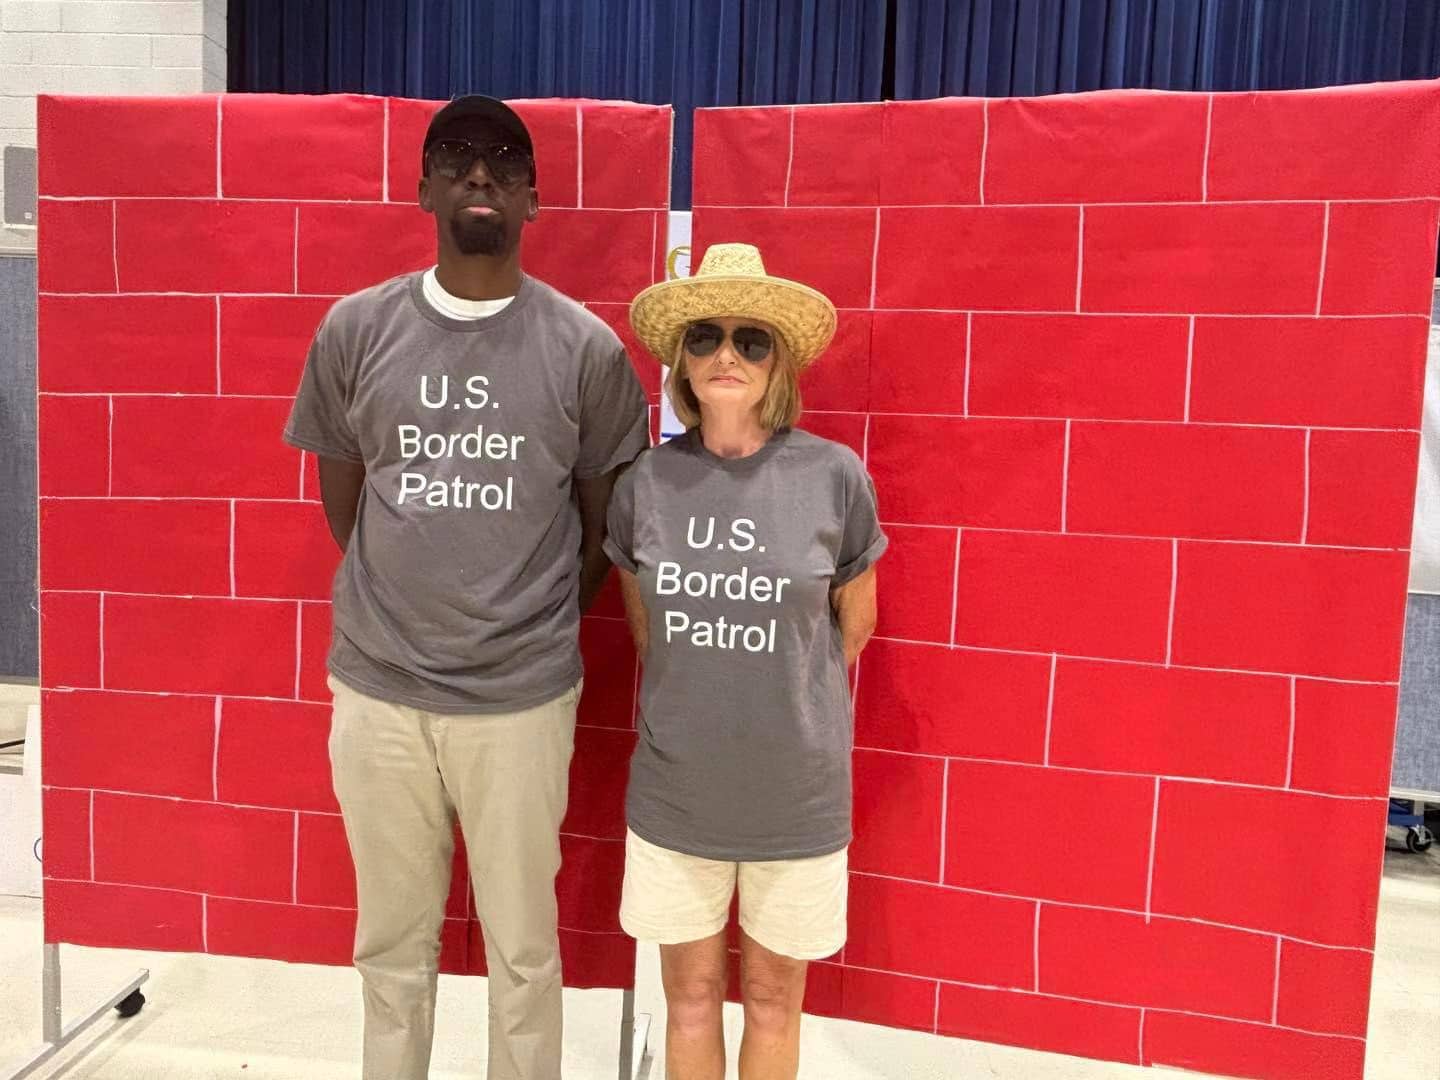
[[0, 0, 226, 250]]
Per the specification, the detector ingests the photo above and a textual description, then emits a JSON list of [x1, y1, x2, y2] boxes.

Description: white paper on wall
[[1409, 285, 1440, 594], [657, 211, 692, 443]]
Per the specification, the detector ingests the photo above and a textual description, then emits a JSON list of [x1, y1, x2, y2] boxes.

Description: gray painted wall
[[0, 253, 36, 679]]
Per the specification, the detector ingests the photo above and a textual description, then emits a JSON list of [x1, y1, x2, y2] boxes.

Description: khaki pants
[[327, 675, 580, 1080]]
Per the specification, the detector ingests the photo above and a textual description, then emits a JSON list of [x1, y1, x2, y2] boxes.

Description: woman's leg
[[737, 928, 808, 1080], [659, 931, 730, 1080]]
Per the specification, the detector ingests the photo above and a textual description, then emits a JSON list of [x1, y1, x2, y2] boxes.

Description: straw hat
[[629, 243, 837, 369]]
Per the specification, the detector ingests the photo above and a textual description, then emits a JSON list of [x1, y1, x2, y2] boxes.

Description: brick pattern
[[36, 93, 672, 992], [693, 81, 1440, 1078]]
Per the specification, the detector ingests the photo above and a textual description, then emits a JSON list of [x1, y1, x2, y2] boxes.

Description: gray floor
[[0, 846, 1435, 1080]]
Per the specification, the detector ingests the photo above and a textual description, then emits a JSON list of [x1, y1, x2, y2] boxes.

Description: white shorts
[[619, 828, 848, 961]]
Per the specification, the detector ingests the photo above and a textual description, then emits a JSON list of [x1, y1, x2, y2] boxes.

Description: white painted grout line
[[1301, 430, 1312, 543], [1314, 202, 1330, 315], [292, 207, 300, 294], [1144, 777, 1161, 921], [98, 592, 106, 688], [1138, 1008, 1147, 1064], [33, 289, 1433, 321], [576, 104, 584, 208], [212, 697, 221, 799], [106, 397, 114, 497], [783, 106, 796, 207], [228, 500, 236, 595], [110, 202, 120, 292], [938, 759, 950, 883], [932, 982, 941, 1033], [963, 312, 972, 416], [1184, 316, 1195, 422], [215, 96, 223, 197], [869, 207, 881, 309], [47, 192, 1440, 208], [298, 452, 307, 499], [214, 295, 222, 392], [1061, 419, 1071, 532], [1074, 206, 1084, 311], [948, 529, 962, 645], [862, 413, 872, 464], [1032, 903, 1041, 991], [292, 811, 300, 903], [1285, 678, 1297, 788], [1201, 94, 1214, 202], [28, 401, 1428, 438], [650, 213, 659, 282], [1165, 538, 1178, 666], [1271, 937, 1283, 1023], [978, 100, 990, 205], [381, 98, 390, 202], [201, 894, 209, 952], [1044, 653, 1057, 765], [293, 604, 303, 700], [88, 790, 96, 880]]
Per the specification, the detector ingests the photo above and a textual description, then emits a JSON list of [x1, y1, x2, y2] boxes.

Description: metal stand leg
[[618, 986, 653, 1080], [0, 943, 150, 1080]]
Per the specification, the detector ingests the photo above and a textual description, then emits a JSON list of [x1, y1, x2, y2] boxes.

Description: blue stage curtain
[[892, 0, 1440, 98], [229, 1, 1440, 209]]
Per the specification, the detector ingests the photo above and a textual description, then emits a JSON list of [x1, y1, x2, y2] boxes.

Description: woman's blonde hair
[[664, 321, 802, 431]]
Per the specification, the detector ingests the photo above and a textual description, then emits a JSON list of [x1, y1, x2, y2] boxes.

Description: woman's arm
[[831, 564, 878, 667], [618, 568, 649, 657]]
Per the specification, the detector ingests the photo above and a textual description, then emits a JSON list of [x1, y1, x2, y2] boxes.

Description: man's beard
[[450, 215, 507, 256]]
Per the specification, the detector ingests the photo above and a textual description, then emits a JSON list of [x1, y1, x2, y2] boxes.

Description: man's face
[[418, 131, 538, 257]]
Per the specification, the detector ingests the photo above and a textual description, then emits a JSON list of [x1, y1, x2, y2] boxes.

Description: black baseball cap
[[423, 95, 534, 159]]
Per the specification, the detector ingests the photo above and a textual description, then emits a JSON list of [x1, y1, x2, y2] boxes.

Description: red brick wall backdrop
[[36, 93, 671, 990], [693, 81, 1440, 1080]]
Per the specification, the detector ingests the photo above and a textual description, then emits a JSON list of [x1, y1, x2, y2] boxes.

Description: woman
[[604, 243, 887, 1079]]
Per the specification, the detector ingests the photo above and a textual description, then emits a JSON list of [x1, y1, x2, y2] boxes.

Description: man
[[283, 95, 649, 1080]]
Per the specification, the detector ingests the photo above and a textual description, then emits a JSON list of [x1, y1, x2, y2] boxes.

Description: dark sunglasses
[[426, 139, 534, 186], [682, 322, 774, 363]]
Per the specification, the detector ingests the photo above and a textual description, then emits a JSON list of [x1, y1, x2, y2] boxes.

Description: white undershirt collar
[[421, 267, 515, 320]]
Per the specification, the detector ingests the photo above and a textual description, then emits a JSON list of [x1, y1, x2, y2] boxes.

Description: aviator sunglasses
[[682, 322, 774, 363], [426, 139, 534, 186]]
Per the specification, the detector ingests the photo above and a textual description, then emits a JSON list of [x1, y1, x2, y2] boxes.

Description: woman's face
[[682, 317, 776, 418]]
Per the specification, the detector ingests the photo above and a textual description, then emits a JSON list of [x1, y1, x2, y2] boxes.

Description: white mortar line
[[783, 106, 796, 206], [979, 100, 990, 205], [1044, 653, 1057, 765], [1184, 316, 1195, 422], [211, 696, 222, 800], [948, 529, 962, 645], [1143, 779, 1162, 922], [1166, 539, 1178, 666], [1201, 94, 1214, 201]]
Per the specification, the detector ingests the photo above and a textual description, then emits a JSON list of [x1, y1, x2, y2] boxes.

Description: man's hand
[[575, 468, 623, 613], [317, 456, 366, 552]]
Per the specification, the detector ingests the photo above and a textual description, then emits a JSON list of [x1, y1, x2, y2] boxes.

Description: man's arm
[[317, 456, 366, 552], [831, 565, 878, 667], [617, 569, 648, 657], [575, 467, 623, 613]]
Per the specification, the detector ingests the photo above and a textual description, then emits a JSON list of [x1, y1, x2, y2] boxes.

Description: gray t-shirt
[[284, 271, 648, 713], [604, 427, 887, 861]]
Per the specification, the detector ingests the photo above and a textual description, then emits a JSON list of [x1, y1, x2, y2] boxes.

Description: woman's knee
[[665, 972, 726, 1029], [739, 968, 804, 1030], [662, 943, 728, 1029]]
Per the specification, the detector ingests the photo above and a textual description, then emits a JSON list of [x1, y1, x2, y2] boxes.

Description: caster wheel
[[1406, 827, 1434, 854], [115, 989, 145, 1018]]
